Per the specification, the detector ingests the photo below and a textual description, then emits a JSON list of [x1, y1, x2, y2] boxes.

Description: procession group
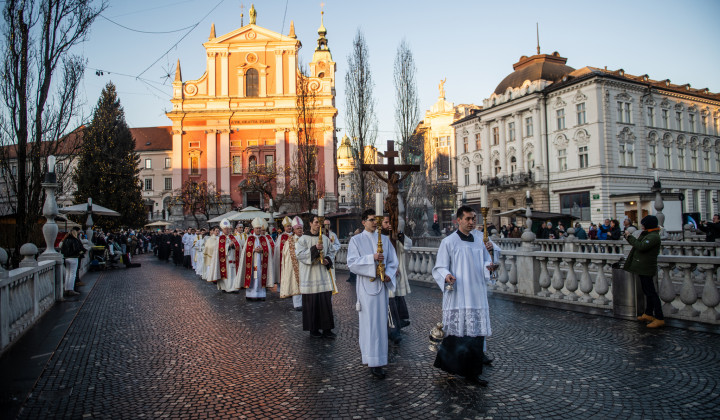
[[157, 206, 498, 385]]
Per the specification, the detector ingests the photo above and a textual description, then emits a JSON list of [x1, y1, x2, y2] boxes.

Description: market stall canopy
[[59, 203, 120, 216], [207, 210, 241, 224], [145, 220, 172, 227], [229, 206, 271, 221]]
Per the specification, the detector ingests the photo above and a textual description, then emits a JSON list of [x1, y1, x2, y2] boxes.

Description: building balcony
[[483, 171, 534, 189]]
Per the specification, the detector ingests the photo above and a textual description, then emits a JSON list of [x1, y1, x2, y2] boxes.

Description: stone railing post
[[38, 161, 65, 302], [537, 256, 550, 297], [657, 262, 678, 315], [0, 248, 9, 349], [564, 257, 578, 301], [550, 257, 565, 299], [678, 263, 699, 317], [699, 264, 720, 322]]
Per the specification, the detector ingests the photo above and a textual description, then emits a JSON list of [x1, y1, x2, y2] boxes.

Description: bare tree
[[393, 39, 420, 165], [287, 66, 323, 213], [173, 180, 222, 228], [344, 29, 377, 211], [0, 0, 106, 261]]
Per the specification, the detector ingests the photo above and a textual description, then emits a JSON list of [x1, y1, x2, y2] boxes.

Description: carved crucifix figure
[[361, 140, 420, 242]]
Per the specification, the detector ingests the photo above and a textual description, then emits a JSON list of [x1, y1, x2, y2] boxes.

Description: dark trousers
[[395, 296, 409, 321], [302, 292, 335, 332], [639, 275, 664, 320]]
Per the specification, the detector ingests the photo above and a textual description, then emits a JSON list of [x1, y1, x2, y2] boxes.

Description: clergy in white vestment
[[234, 223, 249, 243], [207, 220, 242, 292], [347, 209, 399, 380], [274, 217, 294, 287], [240, 217, 276, 301], [279, 217, 304, 310], [193, 231, 205, 275], [296, 216, 337, 338], [182, 229, 196, 269], [431, 205, 495, 387], [203, 227, 219, 280], [322, 218, 341, 294]]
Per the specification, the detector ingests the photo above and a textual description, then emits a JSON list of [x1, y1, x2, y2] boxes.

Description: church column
[[499, 117, 507, 176], [514, 112, 525, 172], [259, 67, 267, 97], [172, 128, 183, 192], [206, 130, 217, 185], [207, 52, 216, 96], [219, 129, 230, 194], [275, 50, 284, 95], [220, 52, 229, 97], [482, 122, 492, 179], [288, 50, 297, 94], [238, 68, 245, 97], [323, 126, 336, 200], [275, 128, 286, 194]]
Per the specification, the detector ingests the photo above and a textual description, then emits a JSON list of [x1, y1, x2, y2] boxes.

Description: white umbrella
[[228, 206, 271, 221], [145, 220, 172, 227], [59, 202, 120, 216], [207, 210, 241, 224]]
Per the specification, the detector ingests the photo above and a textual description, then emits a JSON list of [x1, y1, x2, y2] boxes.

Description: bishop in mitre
[[207, 219, 242, 292], [274, 216, 294, 285], [347, 209, 399, 380], [240, 217, 275, 301], [279, 216, 304, 310], [296, 216, 336, 338]]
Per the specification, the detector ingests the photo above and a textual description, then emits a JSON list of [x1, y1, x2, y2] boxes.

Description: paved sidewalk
[[2, 254, 720, 419]]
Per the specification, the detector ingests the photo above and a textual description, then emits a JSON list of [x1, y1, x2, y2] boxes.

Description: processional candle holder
[[480, 207, 499, 280], [374, 215, 386, 282]]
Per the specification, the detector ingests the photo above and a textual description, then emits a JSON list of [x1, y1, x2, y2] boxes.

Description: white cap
[[282, 216, 292, 227], [291, 216, 304, 228], [220, 219, 231, 229]]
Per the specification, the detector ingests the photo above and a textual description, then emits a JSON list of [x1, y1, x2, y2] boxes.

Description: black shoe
[[370, 367, 386, 379], [322, 330, 337, 339], [294, 307, 303, 311], [400, 320, 410, 328], [466, 376, 488, 387], [310, 330, 322, 338], [482, 353, 494, 366]]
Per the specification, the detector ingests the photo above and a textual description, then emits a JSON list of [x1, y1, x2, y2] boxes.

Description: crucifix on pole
[[361, 140, 420, 242]]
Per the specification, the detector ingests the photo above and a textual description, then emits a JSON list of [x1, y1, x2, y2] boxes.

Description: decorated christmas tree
[[73, 82, 146, 230]]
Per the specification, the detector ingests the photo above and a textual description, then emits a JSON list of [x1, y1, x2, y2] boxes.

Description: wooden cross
[[361, 140, 420, 240], [360, 140, 418, 177]]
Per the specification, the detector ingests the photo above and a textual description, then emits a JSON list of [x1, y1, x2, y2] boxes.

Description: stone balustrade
[[335, 237, 720, 326]]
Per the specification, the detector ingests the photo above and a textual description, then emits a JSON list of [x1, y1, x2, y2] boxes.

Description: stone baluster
[[537, 257, 550, 297], [550, 257, 565, 299], [564, 258, 579, 301], [406, 252, 415, 279], [592, 260, 610, 305], [678, 263, 699, 317], [699, 264, 720, 322], [507, 254, 518, 293], [19, 243, 39, 268], [497, 255, 509, 291], [578, 259, 593, 303], [426, 253, 435, 282], [657, 262, 678, 314]]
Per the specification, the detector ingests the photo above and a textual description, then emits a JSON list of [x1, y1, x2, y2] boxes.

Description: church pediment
[[206, 24, 297, 47]]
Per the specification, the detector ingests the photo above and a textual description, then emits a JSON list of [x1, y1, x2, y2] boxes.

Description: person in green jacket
[[623, 215, 664, 328]]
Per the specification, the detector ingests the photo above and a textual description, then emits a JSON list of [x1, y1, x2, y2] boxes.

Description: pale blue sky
[[75, 0, 720, 147]]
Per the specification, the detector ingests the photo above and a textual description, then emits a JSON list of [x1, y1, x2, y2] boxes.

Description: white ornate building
[[454, 50, 720, 227]]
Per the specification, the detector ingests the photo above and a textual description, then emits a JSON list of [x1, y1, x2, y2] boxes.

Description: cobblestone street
[[5, 253, 720, 419]]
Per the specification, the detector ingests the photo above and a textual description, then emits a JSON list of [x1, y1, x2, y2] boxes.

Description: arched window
[[508, 197, 516, 208], [494, 159, 501, 175], [249, 155, 257, 171], [246, 68, 259, 97]]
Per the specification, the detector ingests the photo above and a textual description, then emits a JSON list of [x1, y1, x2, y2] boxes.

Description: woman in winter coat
[[623, 215, 664, 328], [60, 227, 85, 296]]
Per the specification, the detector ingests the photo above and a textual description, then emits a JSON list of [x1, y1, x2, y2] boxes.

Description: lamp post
[[86, 197, 94, 243]]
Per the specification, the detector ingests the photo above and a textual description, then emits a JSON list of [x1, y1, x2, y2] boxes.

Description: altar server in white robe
[[322, 218, 341, 293], [240, 217, 275, 301], [182, 229, 195, 269], [274, 217, 294, 287], [207, 219, 242, 292], [193, 231, 205, 276], [432, 205, 495, 387], [203, 227, 219, 281], [296, 216, 337, 338], [347, 209, 399, 380], [279, 217, 304, 310]]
